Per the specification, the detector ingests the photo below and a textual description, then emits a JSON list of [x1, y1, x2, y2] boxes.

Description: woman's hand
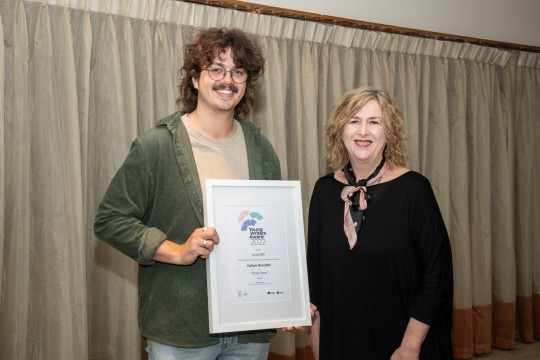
[[310, 303, 318, 318], [310, 303, 320, 360], [282, 303, 319, 332], [390, 317, 429, 360], [281, 326, 306, 332], [390, 346, 419, 360], [281, 304, 317, 332]]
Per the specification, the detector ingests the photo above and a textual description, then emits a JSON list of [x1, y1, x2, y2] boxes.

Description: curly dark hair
[[177, 28, 265, 119], [325, 87, 408, 171]]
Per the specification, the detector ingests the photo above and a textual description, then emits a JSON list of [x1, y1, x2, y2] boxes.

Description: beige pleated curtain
[[1, 0, 539, 359]]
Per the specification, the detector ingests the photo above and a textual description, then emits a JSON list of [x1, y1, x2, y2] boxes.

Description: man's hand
[[153, 227, 220, 265]]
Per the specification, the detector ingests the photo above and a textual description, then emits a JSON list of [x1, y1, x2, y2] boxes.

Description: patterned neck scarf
[[335, 157, 386, 250]]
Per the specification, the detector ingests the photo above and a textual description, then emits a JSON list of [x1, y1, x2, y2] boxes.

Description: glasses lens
[[207, 66, 225, 81], [205, 66, 247, 84], [232, 69, 247, 84]]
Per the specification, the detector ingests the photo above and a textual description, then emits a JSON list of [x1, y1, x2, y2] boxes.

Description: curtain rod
[[176, 0, 540, 53]]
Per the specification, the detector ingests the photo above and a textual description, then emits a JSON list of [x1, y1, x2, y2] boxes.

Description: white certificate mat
[[205, 179, 311, 333]]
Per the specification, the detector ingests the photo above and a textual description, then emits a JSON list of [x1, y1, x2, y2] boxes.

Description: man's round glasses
[[202, 65, 248, 84]]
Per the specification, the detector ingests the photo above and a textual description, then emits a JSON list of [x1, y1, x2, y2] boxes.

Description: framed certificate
[[204, 179, 312, 333]]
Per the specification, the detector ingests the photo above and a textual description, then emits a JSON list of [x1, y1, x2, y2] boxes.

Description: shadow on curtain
[[0, 1, 539, 359]]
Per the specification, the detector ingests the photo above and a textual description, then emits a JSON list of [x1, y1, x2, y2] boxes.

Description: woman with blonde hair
[[307, 87, 453, 359]]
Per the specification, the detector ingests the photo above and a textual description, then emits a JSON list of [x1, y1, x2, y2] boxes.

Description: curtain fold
[[515, 51, 540, 343], [134, 15, 155, 134], [0, 12, 4, 297], [26, 3, 88, 358], [255, 36, 288, 180], [85, 11, 141, 360], [490, 65, 515, 350], [447, 58, 475, 359], [153, 18, 176, 120], [121, 12, 139, 150], [1, 3, 31, 358], [1, 1, 539, 359]]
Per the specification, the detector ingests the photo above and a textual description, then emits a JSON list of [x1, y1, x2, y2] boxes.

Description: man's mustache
[[212, 83, 239, 93]]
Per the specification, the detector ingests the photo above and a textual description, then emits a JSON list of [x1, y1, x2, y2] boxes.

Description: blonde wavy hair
[[325, 87, 408, 171]]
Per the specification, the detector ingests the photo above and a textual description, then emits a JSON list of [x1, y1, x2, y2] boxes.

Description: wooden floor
[[466, 340, 540, 359]]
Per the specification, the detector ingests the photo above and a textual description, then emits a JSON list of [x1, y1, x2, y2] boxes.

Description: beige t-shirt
[[181, 114, 249, 202]]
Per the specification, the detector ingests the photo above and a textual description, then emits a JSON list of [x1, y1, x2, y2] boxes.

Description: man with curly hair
[[94, 28, 281, 359]]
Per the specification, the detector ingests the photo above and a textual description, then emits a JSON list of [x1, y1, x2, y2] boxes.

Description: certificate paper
[[205, 180, 311, 333], [226, 205, 291, 304]]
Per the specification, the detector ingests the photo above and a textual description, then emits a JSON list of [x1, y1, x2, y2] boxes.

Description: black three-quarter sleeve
[[408, 177, 453, 326]]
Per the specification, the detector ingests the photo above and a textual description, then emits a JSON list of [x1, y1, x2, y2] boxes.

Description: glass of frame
[[204, 179, 312, 333]]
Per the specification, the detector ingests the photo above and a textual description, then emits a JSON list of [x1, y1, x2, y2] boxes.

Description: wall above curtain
[[222, 0, 540, 48]]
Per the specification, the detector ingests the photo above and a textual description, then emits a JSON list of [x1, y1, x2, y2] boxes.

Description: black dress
[[307, 171, 453, 360]]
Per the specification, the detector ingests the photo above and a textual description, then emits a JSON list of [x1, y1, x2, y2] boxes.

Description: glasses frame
[[202, 64, 248, 84]]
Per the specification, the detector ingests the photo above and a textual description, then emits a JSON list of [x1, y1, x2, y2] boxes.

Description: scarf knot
[[336, 157, 386, 250], [341, 185, 368, 210]]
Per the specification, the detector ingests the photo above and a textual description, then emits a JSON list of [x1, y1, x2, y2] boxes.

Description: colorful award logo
[[238, 210, 266, 245]]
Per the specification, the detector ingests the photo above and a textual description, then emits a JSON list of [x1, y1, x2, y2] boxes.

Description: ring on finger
[[203, 239, 207, 247], [202, 227, 208, 232]]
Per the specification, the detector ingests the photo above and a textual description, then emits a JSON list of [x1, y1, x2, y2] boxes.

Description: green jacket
[[94, 111, 281, 347]]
